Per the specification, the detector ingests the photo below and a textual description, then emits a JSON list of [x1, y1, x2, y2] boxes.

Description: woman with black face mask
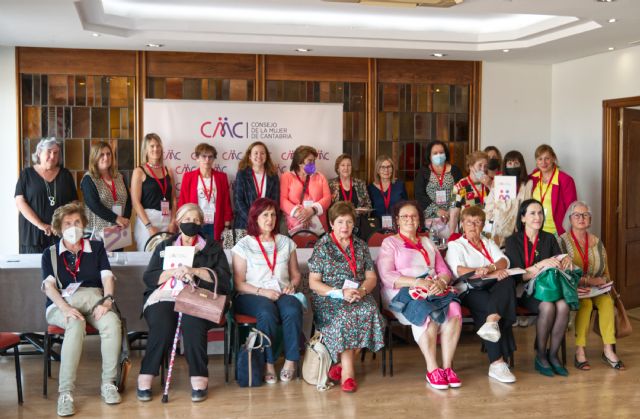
[[137, 203, 231, 403], [484, 150, 533, 247]]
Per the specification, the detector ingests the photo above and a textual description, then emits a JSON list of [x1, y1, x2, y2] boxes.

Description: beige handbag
[[174, 268, 228, 324], [301, 332, 333, 391]]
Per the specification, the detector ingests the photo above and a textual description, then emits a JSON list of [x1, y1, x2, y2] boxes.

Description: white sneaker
[[488, 362, 516, 383], [57, 392, 75, 417], [101, 383, 122, 405], [477, 321, 501, 343]]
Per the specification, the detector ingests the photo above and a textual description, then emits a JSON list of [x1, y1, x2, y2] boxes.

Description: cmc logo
[[200, 117, 248, 139]]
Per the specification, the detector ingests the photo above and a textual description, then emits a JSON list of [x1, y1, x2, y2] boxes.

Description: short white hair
[[32, 137, 61, 164], [176, 203, 204, 224], [562, 200, 592, 233]]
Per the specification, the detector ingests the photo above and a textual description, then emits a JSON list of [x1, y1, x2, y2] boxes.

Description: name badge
[[435, 190, 448, 205], [263, 277, 282, 292], [381, 215, 393, 230], [203, 207, 215, 225], [303, 200, 314, 208], [62, 281, 83, 298], [483, 220, 494, 235], [342, 279, 360, 290], [112, 204, 123, 216], [161, 200, 170, 217]]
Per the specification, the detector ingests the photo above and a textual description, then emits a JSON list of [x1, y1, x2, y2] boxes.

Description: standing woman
[[505, 199, 573, 377], [131, 133, 176, 251], [449, 151, 491, 235], [484, 151, 533, 247], [177, 143, 233, 242], [279, 145, 331, 235], [558, 201, 624, 370], [530, 144, 577, 236], [367, 155, 408, 231], [414, 140, 463, 224], [328, 153, 372, 238], [233, 141, 280, 243], [80, 141, 131, 243], [15, 137, 77, 253]]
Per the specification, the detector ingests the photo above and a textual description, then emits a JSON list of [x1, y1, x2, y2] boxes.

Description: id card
[[112, 204, 123, 216], [161, 200, 170, 217], [381, 215, 393, 230], [62, 281, 83, 298], [483, 220, 494, 235], [435, 190, 447, 205], [303, 200, 314, 208], [342, 279, 360, 290], [203, 207, 215, 225], [263, 277, 282, 292]]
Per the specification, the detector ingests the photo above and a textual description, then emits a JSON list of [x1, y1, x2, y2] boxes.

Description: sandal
[[280, 368, 296, 383], [574, 355, 591, 371], [265, 371, 278, 384], [601, 353, 625, 370]]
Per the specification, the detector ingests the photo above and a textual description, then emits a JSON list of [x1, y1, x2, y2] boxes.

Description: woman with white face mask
[[40, 201, 122, 417], [14, 137, 78, 253], [449, 151, 492, 234]]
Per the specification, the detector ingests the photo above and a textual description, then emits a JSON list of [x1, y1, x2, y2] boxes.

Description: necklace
[[148, 162, 162, 169], [43, 178, 56, 207]]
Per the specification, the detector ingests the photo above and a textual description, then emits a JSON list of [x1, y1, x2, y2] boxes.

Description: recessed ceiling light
[[597, 0, 616, 3], [295, 48, 311, 52], [431, 53, 446, 57], [91, 33, 100, 37], [608, 47, 615, 51], [146, 43, 164, 48], [608, 18, 617, 23], [502, 49, 510, 53]]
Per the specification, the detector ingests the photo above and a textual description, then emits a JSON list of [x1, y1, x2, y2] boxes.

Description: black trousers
[[462, 277, 517, 363], [140, 301, 214, 377]]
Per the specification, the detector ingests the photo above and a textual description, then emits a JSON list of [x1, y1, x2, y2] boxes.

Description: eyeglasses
[[463, 220, 484, 226], [571, 212, 591, 219], [380, 165, 393, 170], [398, 214, 419, 221]]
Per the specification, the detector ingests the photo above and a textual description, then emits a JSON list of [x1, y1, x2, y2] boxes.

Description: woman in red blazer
[[529, 144, 577, 236], [177, 143, 233, 241]]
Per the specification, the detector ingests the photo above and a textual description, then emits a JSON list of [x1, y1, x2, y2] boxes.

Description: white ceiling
[[0, 0, 639, 64]]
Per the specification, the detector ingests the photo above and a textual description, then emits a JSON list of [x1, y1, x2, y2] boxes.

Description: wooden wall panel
[[18, 47, 136, 76], [377, 58, 476, 84], [265, 55, 368, 82], [146, 52, 255, 79]]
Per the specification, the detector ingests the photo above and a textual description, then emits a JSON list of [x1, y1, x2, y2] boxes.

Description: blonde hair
[[535, 144, 558, 164], [176, 203, 204, 224], [466, 151, 489, 171], [374, 154, 395, 183], [141, 133, 163, 165], [88, 141, 116, 178], [51, 201, 88, 236]]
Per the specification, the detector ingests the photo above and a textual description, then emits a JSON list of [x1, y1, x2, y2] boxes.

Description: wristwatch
[[104, 294, 115, 303]]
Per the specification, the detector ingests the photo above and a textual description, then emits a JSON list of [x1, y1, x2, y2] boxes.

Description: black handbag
[[453, 271, 498, 297], [236, 328, 271, 387]]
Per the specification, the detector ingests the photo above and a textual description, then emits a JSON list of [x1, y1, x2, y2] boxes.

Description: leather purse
[[593, 287, 632, 339], [174, 267, 228, 324]]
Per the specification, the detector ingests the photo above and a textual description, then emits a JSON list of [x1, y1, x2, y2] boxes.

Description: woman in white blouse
[[232, 198, 303, 384]]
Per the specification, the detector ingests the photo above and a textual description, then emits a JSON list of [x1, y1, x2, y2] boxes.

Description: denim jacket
[[390, 287, 459, 326]]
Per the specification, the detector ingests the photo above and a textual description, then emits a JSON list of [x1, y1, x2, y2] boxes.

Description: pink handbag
[[174, 268, 228, 324]]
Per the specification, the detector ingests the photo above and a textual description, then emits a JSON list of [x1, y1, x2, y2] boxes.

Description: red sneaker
[[425, 368, 449, 390], [341, 378, 358, 393], [444, 368, 461, 388], [328, 364, 342, 382]]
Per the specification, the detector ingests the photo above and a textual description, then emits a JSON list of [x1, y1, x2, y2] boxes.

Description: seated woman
[[40, 201, 122, 417], [558, 201, 624, 370], [308, 201, 385, 393], [505, 199, 573, 377], [232, 198, 303, 383], [137, 203, 231, 402], [445, 206, 517, 383], [376, 201, 462, 390]]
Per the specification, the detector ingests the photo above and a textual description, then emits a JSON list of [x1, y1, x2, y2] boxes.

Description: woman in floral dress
[[308, 201, 385, 393]]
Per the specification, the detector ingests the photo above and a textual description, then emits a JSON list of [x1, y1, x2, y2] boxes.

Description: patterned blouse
[[451, 176, 489, 209], [559, 232, 610, 280], [328, 177, 372, 209]]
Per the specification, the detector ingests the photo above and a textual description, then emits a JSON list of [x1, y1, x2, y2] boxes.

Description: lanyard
[[255, 236, 278, 276], [538, 167, 556, 204], [570, 230, 589, 274], [330, 232, 357, 278], [252, 169, 265, 198], [464, 235, 494, 264], [398, 233, 431, 267], [146, 163, 168, 198], [62, 248, 83, 282], [102, 177, 117, 202], [198, 170, 214, 204], [379, 182, 391, 213], [523, 233, 539, 268], [339, 177, 353, 202], [430, 164, 446, 188], [467, 176, 485, 206]]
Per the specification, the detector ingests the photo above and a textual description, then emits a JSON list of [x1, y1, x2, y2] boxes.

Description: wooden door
[[618, 108, 640, 307]]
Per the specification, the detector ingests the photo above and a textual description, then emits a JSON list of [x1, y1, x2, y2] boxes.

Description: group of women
[[22, 136, 624, 416]]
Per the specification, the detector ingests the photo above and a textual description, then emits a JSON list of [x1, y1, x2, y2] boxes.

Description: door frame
[[602, 95, 640, 306]]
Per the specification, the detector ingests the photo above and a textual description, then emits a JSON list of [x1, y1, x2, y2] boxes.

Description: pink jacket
[[279, 171, 331, 232], [529, 169, 577, 235]]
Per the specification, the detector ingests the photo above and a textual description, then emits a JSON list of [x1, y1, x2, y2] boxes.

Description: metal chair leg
[[224, 324, 229, 383], [43, 331, 49, 397], [13, 345, 23, 404]]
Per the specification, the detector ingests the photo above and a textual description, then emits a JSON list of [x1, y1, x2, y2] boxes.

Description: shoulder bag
[[236, 328, 271, 387], [593, 287, 632, 339], [301, 332, 333, 391]]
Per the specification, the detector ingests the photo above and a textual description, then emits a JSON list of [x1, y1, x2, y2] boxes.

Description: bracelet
[[256, 287, 261, 295], [360, 286, 368, 296], [489, 263, 497, 272], [145, 222, 152, 228]]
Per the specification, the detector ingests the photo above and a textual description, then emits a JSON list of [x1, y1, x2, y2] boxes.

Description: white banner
[[143, 99, 343, 193]]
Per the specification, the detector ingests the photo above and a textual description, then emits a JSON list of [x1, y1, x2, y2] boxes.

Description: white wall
[[0, 46, 19, 254], [551, 44, 640, 235], [481, 62, 552, 172]]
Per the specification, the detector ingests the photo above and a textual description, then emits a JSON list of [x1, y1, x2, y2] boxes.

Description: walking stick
[[162, 312, 183, 403]]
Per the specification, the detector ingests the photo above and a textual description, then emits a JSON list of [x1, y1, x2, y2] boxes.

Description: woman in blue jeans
[[232, 198, 303, 383]]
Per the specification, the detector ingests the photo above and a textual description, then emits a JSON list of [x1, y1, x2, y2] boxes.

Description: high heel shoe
[[534, 357, 554, 377]]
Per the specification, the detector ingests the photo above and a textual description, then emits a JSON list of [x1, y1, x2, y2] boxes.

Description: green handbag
[[533, 268, 581, 310]]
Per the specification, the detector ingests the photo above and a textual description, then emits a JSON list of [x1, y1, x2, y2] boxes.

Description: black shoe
[[191, 388, 208, 402], [136, 388, 152, 402]]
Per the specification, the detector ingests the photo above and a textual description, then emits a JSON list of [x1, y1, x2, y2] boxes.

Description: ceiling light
[[431, 53, 446, 57], [596, 0, 616, 3], [608, 47, 615, 51], [502, 49, 510, 53], [608, 18, 617, 23], [295, 48, 311, 52], [91, 33, 101, 37], [146, 43, 164, 48]]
